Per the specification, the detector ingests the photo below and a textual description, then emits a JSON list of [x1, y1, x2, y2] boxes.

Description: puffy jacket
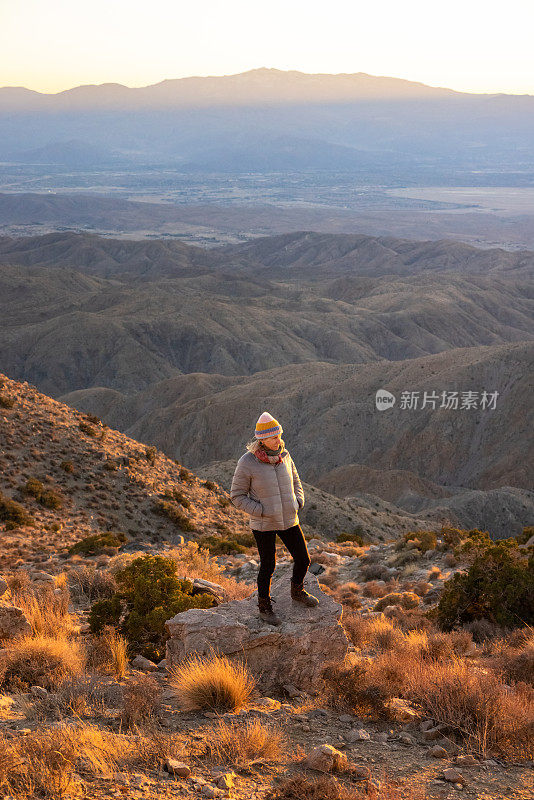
[[230, 449, 305, 531]]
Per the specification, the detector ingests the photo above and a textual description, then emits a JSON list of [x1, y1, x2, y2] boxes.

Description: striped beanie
[[255, 411, 283, 440]]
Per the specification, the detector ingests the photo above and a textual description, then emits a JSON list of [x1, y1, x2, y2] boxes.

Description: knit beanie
[[255, 411, 283, 440]]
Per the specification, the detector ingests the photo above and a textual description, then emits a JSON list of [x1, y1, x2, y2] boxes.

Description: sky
[[1, 0, 533, 96]]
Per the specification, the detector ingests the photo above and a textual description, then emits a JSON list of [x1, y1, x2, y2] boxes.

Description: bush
[[122, 673, 161, 725], [145, 446, 157, 464], [436, 539, 534, 629], [21, 478, 63, 509], [169, 653, 255, 712], [68, 531, 127, 556], [336, 528, 365, 546], [0, 394, 15, 408], [404, 530, 437, 552], [154, 499, 196, 531], [79, 421, 97, 436], [60, 460, 75, 474], [160, 488, 190, 508], [374, 592, 420, 612], [179, 467, 194, 482], [88, 554, 216, 661], [203, 480, 218, 491], [0, 635, 86, 691], [0, 490, 35, 529], [199, 530, 255, 555], [200, 718, 286, 766]]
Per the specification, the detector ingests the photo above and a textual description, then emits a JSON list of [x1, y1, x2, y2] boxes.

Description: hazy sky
[[2, 0, 533, 95]]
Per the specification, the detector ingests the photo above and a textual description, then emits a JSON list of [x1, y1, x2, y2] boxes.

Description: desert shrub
[[79, 421, 97, 436], [404, 658, 534, 759], [363, 580, 389, 598], [169, 652, 255, 712], [68, 531, 127, 556], [334, 582, 362, 610], [264, 773, 412, 800], [336, 528, 365, 546], [517, 526, 534, 545], [200, 718, 285, 765], [495, 635, 534, 686], [374, 592, 420, 612], [0, 394, 15, 408], [361, 562, 390, 581], [199, 529, 255, 555], [154, 499, 196, 531], [60, 459, 75, 473], [161, 487, 191, 507], [88, 626, 128, 677], [88, 554, 216, 660], [179, 467, 194, 482], [68, 565, 117, 601], [21, 477, 64, 510], [0, 635, 86, 691], [122, 673, 161, 725], [0, 490, 34, 528], [404, 530, 437, 552], [436, 539, 534, 629], [203, 480, 218, 491], [145, 446, 157, 464], [322, 660, 394, 720]]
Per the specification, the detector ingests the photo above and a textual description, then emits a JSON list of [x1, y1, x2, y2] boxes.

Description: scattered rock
[[31, 571, 55, 584], [443, 768, 466, 785], [386, 697, 419, 721], [131, 655, 158, 672], [0, 606, 32, 640], [346, 728, 371, 742], [0, 577, 8, 596], [456, 754, 477, 766], [30, 685, 48, 699], [398, 732, 415, 745], [164, 759, 191, 777], [214, 772, 236, 790], [423, 727, 443, 741], [431, 745, 449, 758], [305, 744, 348, 772]]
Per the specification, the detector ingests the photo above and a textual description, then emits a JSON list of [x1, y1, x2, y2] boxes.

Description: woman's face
[[261, 434, 282, 449]]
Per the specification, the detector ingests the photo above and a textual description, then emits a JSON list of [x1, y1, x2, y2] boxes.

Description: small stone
[[31, 571, 55, 584], [420, 719, 434, 732], [305, 744, 348, 772], [131, 654, 158, 672], [215, 772, 235, 790], [255, 697, 281, 710], [443, 768, 465, 784], [373, 732, 388, 744], [0, 606, 32, 640], [201, 785, 223, 798], [339, 714, 354, 723], [346, 728, 371, 742], [157, 658, 167, 670], [398, 732, 415, 745], [423, 727, 443, 741], [431, 745, 449, 758], [164, 759, 190, 777], [30, 685, 48, 699], [456, 754, 477, 766], [387, 697, 418, 721]]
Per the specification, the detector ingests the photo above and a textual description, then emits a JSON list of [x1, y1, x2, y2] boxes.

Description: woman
[[230, 411, 319, 626]]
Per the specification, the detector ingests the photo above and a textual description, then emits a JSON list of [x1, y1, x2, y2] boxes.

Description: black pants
[[252, 524, 311, 599]]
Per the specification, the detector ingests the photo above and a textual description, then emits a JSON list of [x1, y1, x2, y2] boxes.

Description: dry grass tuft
[[0, 635, 86, 691], [121, 673, 161, 726], [9, 582, 75, 639], [342, 615, 403, 652], [169, 653, 255, 712], [88, 626, 128, 678], [201, 718, 286, 765], [0, 723, 120, 799]]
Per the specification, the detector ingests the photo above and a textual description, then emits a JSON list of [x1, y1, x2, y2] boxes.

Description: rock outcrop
[[165, 566, 348, 692]]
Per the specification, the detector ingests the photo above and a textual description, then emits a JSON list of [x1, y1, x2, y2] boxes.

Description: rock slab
[[165, 566, 348, 692]]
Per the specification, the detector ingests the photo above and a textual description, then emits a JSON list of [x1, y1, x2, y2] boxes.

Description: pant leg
[[277, 524, 311, 585], [252, 530, 277, 598]]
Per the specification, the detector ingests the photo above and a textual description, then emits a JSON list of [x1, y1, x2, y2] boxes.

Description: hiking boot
[[258, 596, 282, 626], [290, 580, 319, 607]]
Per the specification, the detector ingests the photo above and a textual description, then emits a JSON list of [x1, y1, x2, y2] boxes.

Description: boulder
[[0, 606, 32, 640], [305, 744, 347, 772], [165, 566, 348, 692], [131, 655, 158, 672]]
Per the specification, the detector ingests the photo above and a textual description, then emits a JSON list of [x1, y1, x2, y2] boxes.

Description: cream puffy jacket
[[230, 450, 305, 531]]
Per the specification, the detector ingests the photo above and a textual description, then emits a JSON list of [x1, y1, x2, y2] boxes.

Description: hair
[[245, 436, 285, 455]]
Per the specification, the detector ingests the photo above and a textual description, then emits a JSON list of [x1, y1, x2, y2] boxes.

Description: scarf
[[254, 443, 286, 465]]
